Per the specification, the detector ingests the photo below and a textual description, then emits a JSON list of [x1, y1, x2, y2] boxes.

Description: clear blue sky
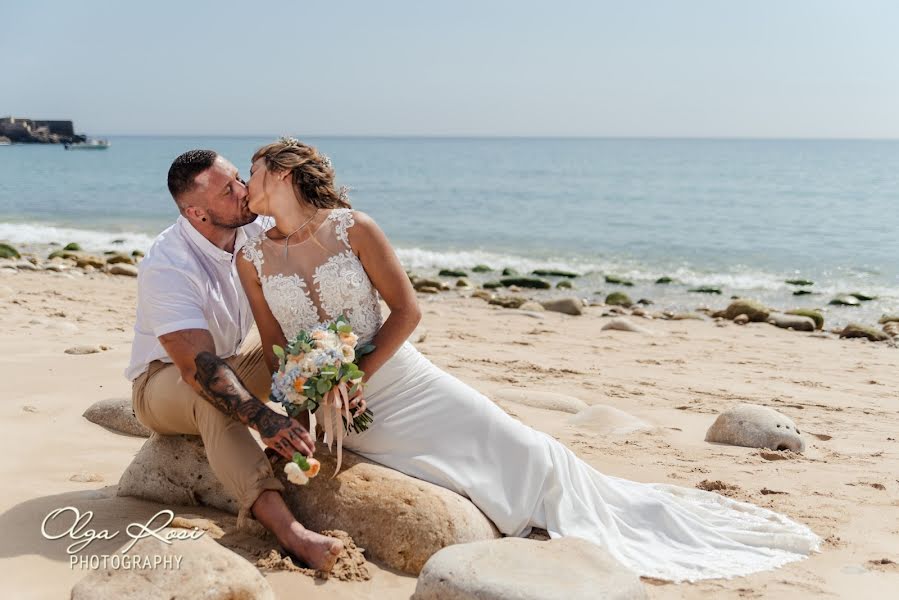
[[3, 1, 897, 138]]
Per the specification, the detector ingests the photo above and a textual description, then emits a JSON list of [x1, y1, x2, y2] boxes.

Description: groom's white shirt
[[125, 216, 262, 381]]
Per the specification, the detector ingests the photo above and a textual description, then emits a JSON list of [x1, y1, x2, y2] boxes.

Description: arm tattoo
[[193, 352, 292, 438]]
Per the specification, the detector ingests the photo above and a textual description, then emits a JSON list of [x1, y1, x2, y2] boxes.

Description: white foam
[[0, 222, 156, 253]]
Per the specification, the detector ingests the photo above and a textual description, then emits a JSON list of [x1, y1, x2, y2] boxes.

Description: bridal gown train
[[243, 208, 820, 582]]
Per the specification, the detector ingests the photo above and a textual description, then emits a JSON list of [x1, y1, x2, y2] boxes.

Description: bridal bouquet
[[270, 316, 375, 478]]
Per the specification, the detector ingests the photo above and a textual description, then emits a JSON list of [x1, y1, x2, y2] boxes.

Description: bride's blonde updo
[[253, 137, 351, 209]]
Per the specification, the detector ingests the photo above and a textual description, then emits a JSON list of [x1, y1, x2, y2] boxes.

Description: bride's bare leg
[[252, 490, 343, 571]]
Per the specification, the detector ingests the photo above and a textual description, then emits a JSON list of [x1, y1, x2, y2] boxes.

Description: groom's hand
[[256, 412, 316, 460], [193, 351, 315, 459]]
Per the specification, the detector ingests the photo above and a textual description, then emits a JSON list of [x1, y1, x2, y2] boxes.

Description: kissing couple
[[126, 138, 819, 579]]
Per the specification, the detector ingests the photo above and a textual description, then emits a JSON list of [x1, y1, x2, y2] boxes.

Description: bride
[[232, 137, 819, 581]]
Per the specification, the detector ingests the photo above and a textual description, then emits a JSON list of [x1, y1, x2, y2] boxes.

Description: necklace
[[279, 209, 319, 258]]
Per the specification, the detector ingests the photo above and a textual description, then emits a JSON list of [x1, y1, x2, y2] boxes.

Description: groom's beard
[[207, 208, 257, 229]]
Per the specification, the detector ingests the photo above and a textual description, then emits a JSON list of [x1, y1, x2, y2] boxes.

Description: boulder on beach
[[414, 278, 448, 292], [76, 255, 106, 269], [878, 314, 899, 325], [724, 299, 770, 322], [275, 450, 500, 575], [767, 313, 816, 332], [63, 242, 82, 251], [500, 277, 551, 289], [489, 295, 528, 309], [412, 537, 647, 600], [501, 267, 519, 276], [519, 301, 545, 312], [705, 403, 805, 452], [605, 292, 633, 307], [556, 280, 573, 289], [83, 398, 151, 437], [471, 290, 494, 301], [786, 309, 824, 330], [655, 276, 673, 284], [108, 264, 138, 277], [601, 318, 654, 335], [883, 322, 899, 338], [540, 297, 583, 315], [70, 526, 274, 600], [118, 435, 500, 575], [482, 281, 502, 289], [472, 264, 492, 273], [839, 323, 890, 342], [105, 254, 134, 265]]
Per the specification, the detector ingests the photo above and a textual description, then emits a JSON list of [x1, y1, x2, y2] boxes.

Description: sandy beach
[[1, 267, 897, 599]]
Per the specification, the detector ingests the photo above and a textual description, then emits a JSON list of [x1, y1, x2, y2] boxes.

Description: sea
[[1, 136, 897, 328]]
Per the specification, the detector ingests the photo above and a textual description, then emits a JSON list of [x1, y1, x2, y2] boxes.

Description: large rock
[[489, 295, 527, 309], [786, 308, 824, 330], [276, 449, 500, 575], [500, 277, 551, 289], [840, 323, 890, 342], [70, 526, 274, 600], [108, 263, 138, 277], [767, 313, 816, 332], [118, 434, 238, 514], [540, 297, 583, 316], [705, 404, 805, 452], [118, 435, 500, 575], [412, 537, 646, 600], [605, 292, 633, 307], [724, 299, 770, 322], [492, 388, 587, 414], [601, 318, 653, 335], [83, 398, 151, 437], [0, 243, 20, 259]]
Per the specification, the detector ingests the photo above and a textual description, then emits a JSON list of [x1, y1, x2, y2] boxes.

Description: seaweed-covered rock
[[786, 309, 824, 330], [500, 277, 551, 290], [839, 323, 890, 342], [655, 276, 673, 284], [0, 243, 20, 259], [723, 299, 770, 322], [688, 286, 722, 295], [439, 269, 468, 278], [482, 281, 503, 290], [849, 292, 877, 302], [472, 264, 492, 273], [533, 269, 578, 278], [793, 290, 815, 296], [785, 279, 814, 286], [131, 249, 145, 258], [604, 275, 634, 287], [605, 292, 633, 308], [556, 280, 573, 289], [829, 295, 860, 306], [64, 242, 82, 251], [501, 267, 519, 276], [105, 254, 134, 265]]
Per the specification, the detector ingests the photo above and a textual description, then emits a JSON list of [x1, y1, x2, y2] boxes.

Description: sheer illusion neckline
[[261, 211, 332, 247]]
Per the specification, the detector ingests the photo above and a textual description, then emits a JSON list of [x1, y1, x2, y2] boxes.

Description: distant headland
[[0, 116, 86, 144]]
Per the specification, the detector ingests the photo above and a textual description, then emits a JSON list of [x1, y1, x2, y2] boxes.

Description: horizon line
[[86, 133, 899, 142]]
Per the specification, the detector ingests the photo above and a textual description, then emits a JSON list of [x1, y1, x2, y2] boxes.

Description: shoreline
[[0, 269, 897, 598]]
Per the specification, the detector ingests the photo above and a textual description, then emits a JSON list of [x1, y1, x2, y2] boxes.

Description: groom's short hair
[[167, 149, 218, 205]]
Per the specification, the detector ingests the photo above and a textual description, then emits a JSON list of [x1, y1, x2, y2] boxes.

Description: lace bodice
[[242, 209, 382, 345]]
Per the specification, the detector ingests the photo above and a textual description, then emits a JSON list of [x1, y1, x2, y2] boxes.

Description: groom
[[125, 149, 342, 570]]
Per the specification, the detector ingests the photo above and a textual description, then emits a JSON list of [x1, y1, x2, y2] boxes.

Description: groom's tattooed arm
[[192, 352, 315, 459], [157, 329, 314, 459]]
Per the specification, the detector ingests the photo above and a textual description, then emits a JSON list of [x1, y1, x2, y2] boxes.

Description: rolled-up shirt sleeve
[[140, 266, 209, 337]]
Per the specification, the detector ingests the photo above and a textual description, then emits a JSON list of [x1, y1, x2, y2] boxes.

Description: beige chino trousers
[[131, 333, 283, 525]]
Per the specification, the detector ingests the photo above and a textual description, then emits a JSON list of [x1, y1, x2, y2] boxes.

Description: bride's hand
[[348, 388, 366, 417]]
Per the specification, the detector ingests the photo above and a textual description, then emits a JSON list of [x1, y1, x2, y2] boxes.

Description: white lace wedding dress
[[243, 208, 820, 582]]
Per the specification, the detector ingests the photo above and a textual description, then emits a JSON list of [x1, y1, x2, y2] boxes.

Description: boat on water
[[64, 138, 110, 150]]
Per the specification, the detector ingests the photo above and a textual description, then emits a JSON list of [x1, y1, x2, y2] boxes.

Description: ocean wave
[[0, 222, 156, 253]]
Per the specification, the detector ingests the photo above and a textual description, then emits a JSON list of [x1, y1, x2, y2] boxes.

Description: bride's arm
[[236, 253, 288, 375], [349, 211, 421, 381]]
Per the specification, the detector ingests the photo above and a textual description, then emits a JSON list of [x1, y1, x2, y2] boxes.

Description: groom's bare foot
[[280, 522, 344, 572]]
